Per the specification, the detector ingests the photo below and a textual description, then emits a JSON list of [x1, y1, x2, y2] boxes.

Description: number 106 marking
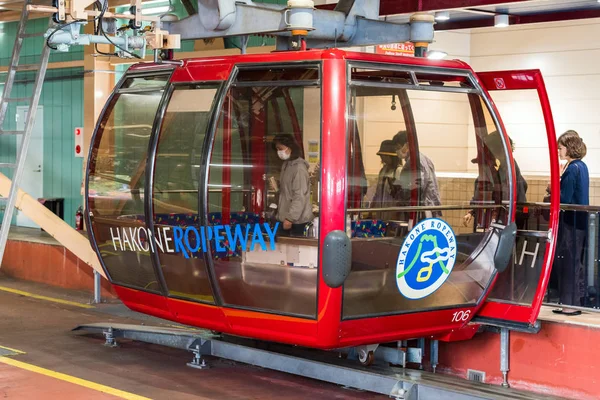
[[451, 310, 471, 322]]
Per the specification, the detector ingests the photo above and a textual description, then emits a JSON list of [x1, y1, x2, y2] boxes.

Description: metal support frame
[[93, 270, 101, 304], [0, 1, 51, 268], [430, 340, 439, 373], [74, 323, 552, 400], [500, 328, 510, 388], [164, 0, 435, 50], [417, 338, 425, 369], [587, 213, 597, 301]]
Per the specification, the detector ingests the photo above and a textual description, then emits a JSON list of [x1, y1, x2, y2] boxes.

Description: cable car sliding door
[[86, 71, 173, 294], [342, 63, 516, 325], [206, 65, 322, 318], [473, 69, 559, 328]]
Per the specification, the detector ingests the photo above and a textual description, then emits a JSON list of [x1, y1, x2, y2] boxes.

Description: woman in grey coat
[[272, 134, 314, 236]]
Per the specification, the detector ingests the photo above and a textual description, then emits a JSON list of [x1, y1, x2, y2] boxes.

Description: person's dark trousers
[[555, 219, 587, 306], [277, 222, 309, 237]]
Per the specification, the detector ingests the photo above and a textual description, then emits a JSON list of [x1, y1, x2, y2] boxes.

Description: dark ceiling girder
[[180, 0, 197, 15], [434, 9, 600, 30], [317, 0, 532, 15]]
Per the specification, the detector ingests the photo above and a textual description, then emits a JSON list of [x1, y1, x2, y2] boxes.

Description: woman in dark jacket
[[554, 130, 589, 309]]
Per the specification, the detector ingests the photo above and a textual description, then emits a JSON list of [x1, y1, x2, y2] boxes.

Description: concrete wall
[[468, 19, 600, 183]]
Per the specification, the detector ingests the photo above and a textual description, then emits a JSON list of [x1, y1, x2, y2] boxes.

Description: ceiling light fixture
[[434, 11, 450, 21], [494, 14, 509, 28], [427, 50, 448, 60]]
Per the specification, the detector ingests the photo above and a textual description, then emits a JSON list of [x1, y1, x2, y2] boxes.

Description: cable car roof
[[128, 48, 473, 74]]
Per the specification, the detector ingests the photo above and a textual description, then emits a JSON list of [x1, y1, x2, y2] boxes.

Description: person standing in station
[[552, 130, 589, 311]]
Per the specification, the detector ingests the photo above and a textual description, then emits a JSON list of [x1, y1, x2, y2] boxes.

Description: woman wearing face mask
[[272, 134, 314, 236]]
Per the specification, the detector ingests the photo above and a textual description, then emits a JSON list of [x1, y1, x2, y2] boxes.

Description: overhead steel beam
[[166, 0, 435, 50], [434, 9, 600, 30]]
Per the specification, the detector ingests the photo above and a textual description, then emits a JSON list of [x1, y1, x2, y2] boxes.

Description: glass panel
[[343, 71, 509, 318], [88, 86, 164, 291], [152, 84, 220, 303], [414, 72, 473, 89], [235, 66, 319, 83], [208, 69, 321, 317], [351, 67, 412, 85], [485, 89, 549, 305], [121, 74, 170, 90]]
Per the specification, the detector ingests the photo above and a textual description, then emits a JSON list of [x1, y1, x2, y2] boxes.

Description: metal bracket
[[500, 328, 510, 388], [187, 344, 210, 369], [103, 327, 118, 347]]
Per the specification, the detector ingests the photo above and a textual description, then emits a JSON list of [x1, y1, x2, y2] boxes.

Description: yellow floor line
[[0, 357, 152, 400], [0, 345, 26, 355], [0, 286, 94, 309]]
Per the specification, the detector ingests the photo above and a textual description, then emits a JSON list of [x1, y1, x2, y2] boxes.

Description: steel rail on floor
[[73, 323, 565, 400]]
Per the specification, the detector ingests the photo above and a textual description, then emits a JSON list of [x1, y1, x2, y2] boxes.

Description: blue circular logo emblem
[[396, 218, 457, 300]]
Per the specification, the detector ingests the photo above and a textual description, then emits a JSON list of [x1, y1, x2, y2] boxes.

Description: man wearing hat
[[392, 131, 442, 218], [371, 140, 402, 210], [463, 131, 528, 228]]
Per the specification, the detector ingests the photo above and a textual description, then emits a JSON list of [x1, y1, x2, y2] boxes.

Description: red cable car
[[85, 49, 560, 351]]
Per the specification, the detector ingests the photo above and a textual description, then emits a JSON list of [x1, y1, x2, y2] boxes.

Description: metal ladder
[[0, 0, 51, 266]]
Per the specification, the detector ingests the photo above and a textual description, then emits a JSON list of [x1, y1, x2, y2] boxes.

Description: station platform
[[1, 226, 599, 399], [0, 276, 392, 400]]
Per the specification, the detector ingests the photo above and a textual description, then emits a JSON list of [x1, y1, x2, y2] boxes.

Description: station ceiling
[[0, 0, 599, 28], [318, 0, 600, 30]]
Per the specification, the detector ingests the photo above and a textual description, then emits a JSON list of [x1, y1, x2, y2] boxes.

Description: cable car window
[[208, 66, 321, 318], [350, 69, 412, 85], [414, 72, 474, 89], [121, 74, 170, 90], [235, 66, 319, 84], [484, 90, 549, 305], [88, 83, 165, 291], [152, 84, 220, 303], [343, 68, 509, 318]]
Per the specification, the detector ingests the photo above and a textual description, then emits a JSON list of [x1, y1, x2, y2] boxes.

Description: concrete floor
[[0, 275, 385, 400]]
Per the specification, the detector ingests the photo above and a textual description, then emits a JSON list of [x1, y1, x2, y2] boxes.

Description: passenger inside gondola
[[369, 140, 402, 212], [393, 130, 442, 218], [271, 133, 314, 237]]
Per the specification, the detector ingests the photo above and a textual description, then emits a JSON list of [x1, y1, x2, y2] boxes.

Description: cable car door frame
[[473, 69, 560, 328]]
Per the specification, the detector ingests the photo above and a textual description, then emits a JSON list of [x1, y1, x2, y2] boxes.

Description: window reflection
[[486, 90, 549, 305], [208, 67, 321, 317], [88, 77, 167, 291], [343, 66, 509, 318], [153, 84, 219, 303]]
